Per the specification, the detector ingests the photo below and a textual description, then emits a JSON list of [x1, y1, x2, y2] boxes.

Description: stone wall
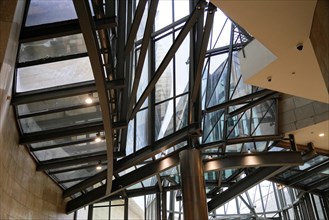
[[0, 1, 73, 219], [310, 0, 329, 93], [279, 94, 329, 133]]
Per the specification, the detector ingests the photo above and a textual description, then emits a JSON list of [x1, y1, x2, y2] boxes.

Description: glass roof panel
[[30, 132, 100, 149], [19, 34, 87, 63], [298, 155, 329, 171], [25, 0, 77, 26], [17, 93, 99, 116], [127, 182, 143, 190], [142, 176, 156, 187], [53, 168, 100, 182], [317, 182, 329, 191], [20, 105, 102, 133], [34, 141, 106, 161], [16, 57, 94, 92], [61, 180, 81, 189], [299, 174, 326, 186]]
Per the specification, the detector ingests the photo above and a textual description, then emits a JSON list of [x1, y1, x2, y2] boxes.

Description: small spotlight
[[247, 148, 251, 153], [96, 161, 102, 170], [85, 93, 93, 104], [95, 132, 102, 142], [319, 133, 325, 137]]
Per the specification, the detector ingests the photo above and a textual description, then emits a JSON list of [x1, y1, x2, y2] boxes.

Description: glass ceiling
[[12, 0, 329, 216]]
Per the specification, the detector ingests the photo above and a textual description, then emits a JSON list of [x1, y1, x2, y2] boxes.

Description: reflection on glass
[[25, 0, 77, 26], [17, 93, 99, 116], [136, 109, 149, 150], [155, 100, 174, 140], [20, 106, 102, 133], [154, 0, 173, 31], [19, 34, 87, 62], [175, 94, 188, 131], [34, 140, 106, 161], [16, 57, 94, 92]]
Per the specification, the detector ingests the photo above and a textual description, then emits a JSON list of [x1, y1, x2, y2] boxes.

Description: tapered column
[[179, 148, 208, 219]]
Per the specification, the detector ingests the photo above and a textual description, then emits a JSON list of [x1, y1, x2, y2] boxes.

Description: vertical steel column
[[162, 192, 167, 220], [321, 196, 329, 220], [304, 193, 316, 220], [179, 148, 208, 219], [156, 193, 161, 220]]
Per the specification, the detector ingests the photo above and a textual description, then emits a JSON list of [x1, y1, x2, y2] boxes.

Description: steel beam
[[191, 3, 215, 105], [228, 91, 279, 117], [12, 79, 124, 105], [200, 134, 283, 150], [113, 124, 198, 174], [204, 151, 303, 172], [127, 0, 159, 118], [73, 0, 115, 194], [66, 153, 180, 213], [48, 162, 107, 175], [208, 166, 290, 212], [63, 170, 107, 198], [20, 121, 125, 144], [288, 161, 329, 185], [124, 0, 148, 54], [20, 16, 117, 43], [18, 102, 100, 119], [130, 2, 205, 119], [63, 125, 196, 198], [37, 151, 107, 171], [205, 89, 275, 114]]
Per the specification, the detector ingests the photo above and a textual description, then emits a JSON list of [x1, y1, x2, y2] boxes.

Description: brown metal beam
[[203, 151, 303, 172], [73, 0, 114, 194]]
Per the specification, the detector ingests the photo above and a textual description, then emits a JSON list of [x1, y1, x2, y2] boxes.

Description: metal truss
[[12, 0, 329, 218]]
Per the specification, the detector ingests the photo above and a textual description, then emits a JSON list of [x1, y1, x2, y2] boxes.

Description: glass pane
[[16, 57, 94, 92], [93, 207, 109, 220], [207, 58, 228, 108], [174, 1, 189, 21], [137, 51, 149, 101], [154, 0, 173, 31], [136, 109, 149, 150], [155, 100, 174, 140], [155, 61, 173, 103], [34, 140, 106, 161], [30, 132, 100, 149], [129, 197, 144, 219], [175, 94, 188, 131], [26, 0, 77, 26], [110, 206, 124, 220], [155, 35, 172, 70], [54, 168, 99, 182], [175, 35, 189, 96], [19, 34, 87, 63], [142, 176, 156, 187], [17, 93, 99, 116], [20, 106, 102, 133], [298, 155, 328, 171]]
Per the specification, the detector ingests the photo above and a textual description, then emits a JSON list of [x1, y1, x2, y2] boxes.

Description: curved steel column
[[179, 148, 208, 219]]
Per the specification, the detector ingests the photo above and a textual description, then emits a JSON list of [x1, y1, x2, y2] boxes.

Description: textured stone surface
[[279, 94, 329, 133], [0, 1, 73, 219], [310, 0, 329, 93]]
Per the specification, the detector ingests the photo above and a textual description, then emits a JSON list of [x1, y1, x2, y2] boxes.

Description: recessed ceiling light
[[95, 132, 102, 142], [96, 161, 102, 170], [319, 133, 325, 137], [85, 93, 93, 104]]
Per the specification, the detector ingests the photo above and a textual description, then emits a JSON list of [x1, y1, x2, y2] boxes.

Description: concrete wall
[[0, 1, 73, 219], [279, 94, 329, 133]]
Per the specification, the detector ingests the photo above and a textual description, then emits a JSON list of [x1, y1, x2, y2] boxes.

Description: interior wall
[[0, 1, 73, 219]]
